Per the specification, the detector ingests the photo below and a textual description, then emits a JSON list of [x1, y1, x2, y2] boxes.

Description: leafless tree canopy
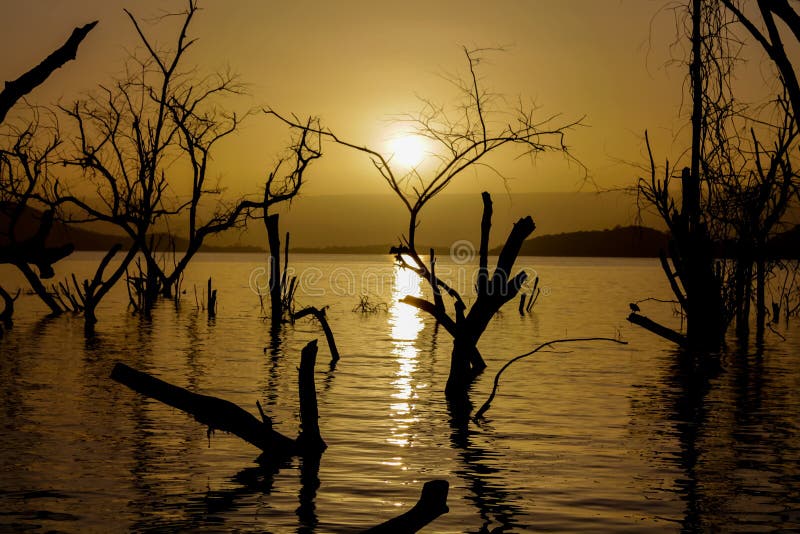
[[271, 47, 582, 249], [0, 20, 97, 320], [632, 0, 800, 348]]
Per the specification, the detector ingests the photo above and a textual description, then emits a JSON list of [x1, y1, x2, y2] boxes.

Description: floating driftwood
[[362, 480, 449, 533], [110, 339, 325, 458]]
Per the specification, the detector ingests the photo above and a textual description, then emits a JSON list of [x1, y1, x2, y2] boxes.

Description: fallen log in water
[[110, 340, 324, 458], [110, 362, 296, 455], [362, 480, 449, 533]]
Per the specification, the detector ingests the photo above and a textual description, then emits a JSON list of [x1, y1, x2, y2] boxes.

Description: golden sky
[[0, 0, 776, 198]]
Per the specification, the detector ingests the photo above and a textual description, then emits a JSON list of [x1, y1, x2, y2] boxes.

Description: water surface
[[1, 254, 798, 532]]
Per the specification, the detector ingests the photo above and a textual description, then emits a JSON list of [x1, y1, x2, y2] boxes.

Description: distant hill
[[495, 226, 670, 257], [290, 227, 670, 257], [3, 204, 798, 258], [0, 204, 264, 253], [0, 203, 128, 251], [291, 244, 394, 255]]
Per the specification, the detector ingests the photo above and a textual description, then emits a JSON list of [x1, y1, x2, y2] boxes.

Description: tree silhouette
[[273, 47, 580, 401], [721, 0, 800, 129], [39, 1, 258, 332], [227, 115, 321, 330], [629, 0, 799, 349], [0, 21, 97, 329]]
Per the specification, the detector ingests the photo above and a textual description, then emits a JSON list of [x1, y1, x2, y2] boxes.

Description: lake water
[[1, 253, 799, 533]]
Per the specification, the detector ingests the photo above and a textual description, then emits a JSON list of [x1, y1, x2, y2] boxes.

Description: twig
[[474, 337, 628, 419], [767, 323, 786, 341]]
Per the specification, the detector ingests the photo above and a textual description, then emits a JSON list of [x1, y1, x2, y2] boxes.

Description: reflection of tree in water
[[296, 453, 321, 533], [117, 313, 206, 532], [448, 402, 527, 533], [668, 353, 716, 531], [126, 460, 284, 532], [629, 346, 800, 531], [263, 324, 286, 411], [123, 319, 322, 532]]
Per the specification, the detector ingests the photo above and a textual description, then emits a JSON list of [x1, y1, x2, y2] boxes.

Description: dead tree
[[117, 0, 253, 302], [257, 118, 321, 330], [34, 2, 252, 333], [631, 0, 729, 351], [207, 277, 217, 318], [0, 285, 18, 334], [0, 21, 97, 124], [708, 95, 799, 343], [630, 1, 799, 350], [111, 339, 326, 460], [518, 275, 540, 315], [271, 47, 579, 400], [394, 192, 536, 398], [721, 0, 800, 130], [0, 21, 96, 318]]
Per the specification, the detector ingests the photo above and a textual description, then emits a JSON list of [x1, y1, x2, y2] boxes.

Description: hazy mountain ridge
[[493, 226, 670, 257], [4, 200, 798, 258]]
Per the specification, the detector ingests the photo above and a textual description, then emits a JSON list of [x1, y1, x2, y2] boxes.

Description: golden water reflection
[[387, 263, 424, 449]]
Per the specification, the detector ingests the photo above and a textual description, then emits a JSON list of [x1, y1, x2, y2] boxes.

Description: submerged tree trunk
[[265, 213, 282, 328], [0, 285, 15, 331], [83, 301, 98, 337], [755, 255, 766, 344], [401, 193, 534, 401], [734, 250, 753, 341], [451, 194, 535, 397], [81, 244, 135, 337], [111, 361, 296, 455], [297, 340, 327, 453], [16, 262, 63, 316]]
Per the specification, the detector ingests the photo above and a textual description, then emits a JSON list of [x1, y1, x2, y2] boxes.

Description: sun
[[389, 134, 427, 168]]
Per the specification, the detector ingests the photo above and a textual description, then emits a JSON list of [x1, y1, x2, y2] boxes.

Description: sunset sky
[[1, 0, 778, 202]]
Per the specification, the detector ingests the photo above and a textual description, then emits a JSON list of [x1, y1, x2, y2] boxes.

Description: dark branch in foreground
[[627, 312, 687, 348], [474, 337, 628, 419], [0, 21, 97, 124], [362, 480, 449, 533]]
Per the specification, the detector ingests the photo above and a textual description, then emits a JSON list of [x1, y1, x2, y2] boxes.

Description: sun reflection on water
[[387, 263, 424, 448]]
